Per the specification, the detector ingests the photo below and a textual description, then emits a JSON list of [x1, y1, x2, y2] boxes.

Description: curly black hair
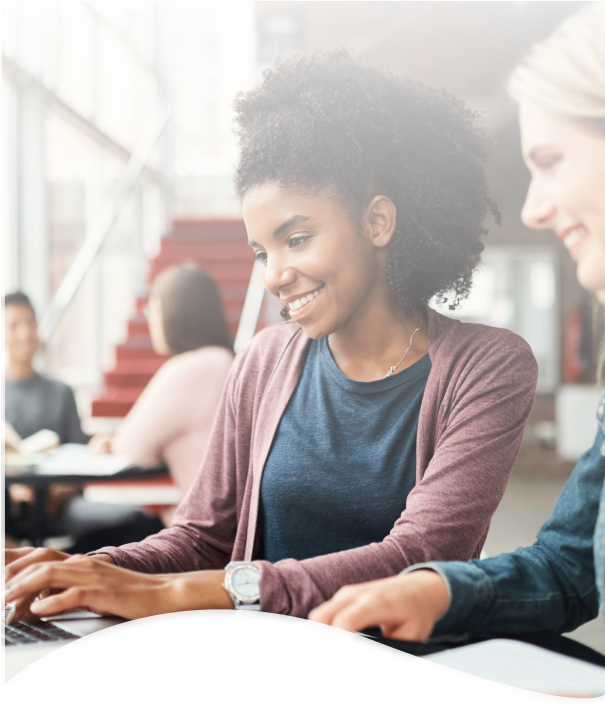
[[234, 48, 499, 314]]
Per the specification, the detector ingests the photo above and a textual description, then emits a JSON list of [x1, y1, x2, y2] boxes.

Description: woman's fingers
[[310, 572, 448, 643], [29, 587, 91, 617], [6, 594, 38, 624], [6, 555, 169, 621], [309, 584, 390, 639], [6, 558, 94, 605], [4, 547, 36, 567], [329, 591, 395, 633], [5, 547, 71, 583]]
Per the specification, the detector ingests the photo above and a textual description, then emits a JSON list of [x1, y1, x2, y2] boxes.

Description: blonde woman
[[310, 3, 605, 643]]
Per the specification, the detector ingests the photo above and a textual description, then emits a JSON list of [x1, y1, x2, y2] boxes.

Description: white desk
[[2, 612, 605, 698]]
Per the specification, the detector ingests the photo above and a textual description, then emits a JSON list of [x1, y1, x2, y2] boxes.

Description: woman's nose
[[521, 180, 555, 231], [262, 257, 296, 297]]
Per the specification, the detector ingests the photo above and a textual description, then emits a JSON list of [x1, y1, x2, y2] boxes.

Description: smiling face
[[5, 304, 39, 367], [243, 183, 394, 341], [520, 103, 605, 292]]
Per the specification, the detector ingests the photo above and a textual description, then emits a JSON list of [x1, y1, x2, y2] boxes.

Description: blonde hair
[[509, 3, 605, 122], [510, 3, 605, 382]]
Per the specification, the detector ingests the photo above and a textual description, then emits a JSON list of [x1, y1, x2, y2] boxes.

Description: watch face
[[232, 566, 260, 602]]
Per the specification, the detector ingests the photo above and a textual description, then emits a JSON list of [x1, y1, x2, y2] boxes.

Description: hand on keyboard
[[5, 548, 72, 625], [5, 547, 116, 624], [5, 555, 234, 621]]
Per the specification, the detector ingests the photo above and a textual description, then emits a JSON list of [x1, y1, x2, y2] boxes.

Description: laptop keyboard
[[3, 606, 79, 646]]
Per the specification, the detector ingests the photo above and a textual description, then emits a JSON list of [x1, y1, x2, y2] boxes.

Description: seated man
[[5, 292, 88, 446], [4, 291, 161, 549]]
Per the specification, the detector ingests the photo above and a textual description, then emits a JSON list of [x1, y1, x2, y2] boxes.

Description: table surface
[[2, 612, 605, 707], [5, 463, 169, 487]]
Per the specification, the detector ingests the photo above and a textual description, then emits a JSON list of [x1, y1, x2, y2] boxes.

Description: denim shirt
[[405, 397, 605, 640]]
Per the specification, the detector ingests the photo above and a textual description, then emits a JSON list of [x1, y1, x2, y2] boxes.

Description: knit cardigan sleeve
[[91, 318, 538, 620]]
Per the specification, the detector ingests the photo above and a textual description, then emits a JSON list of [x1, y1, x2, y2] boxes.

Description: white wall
[[556, 385, 603, 461]]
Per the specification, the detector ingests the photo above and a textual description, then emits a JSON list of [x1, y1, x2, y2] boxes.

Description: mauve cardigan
[[93, 307, 538, 618]]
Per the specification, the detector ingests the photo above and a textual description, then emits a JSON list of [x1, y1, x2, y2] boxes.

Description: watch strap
[[231, 602, 260, 619]]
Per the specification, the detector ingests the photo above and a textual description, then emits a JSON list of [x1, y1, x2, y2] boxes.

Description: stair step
[[110, 360, 164, 375], [116, 343, 166, 362], [94, 387, 146, 401], [149, 261, 253, 285], [91, 387, 145, 417], [128, 320, 150, 337], [156, 241, 253, 261], [165, 219, 247, 242], [92, 401, 136, 417], [105, 370, 155, 387], [104, 360, 165, 387]]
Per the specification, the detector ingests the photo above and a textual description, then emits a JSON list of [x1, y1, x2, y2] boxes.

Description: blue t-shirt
[[258, 338, 431, 563]]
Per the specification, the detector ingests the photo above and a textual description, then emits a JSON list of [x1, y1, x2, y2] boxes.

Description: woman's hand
[[5, 554, 234, 621], [88, 434, 113, 455], [5, 547, 116, 623], [308, 571, 449, 642], [8, 484, 35, 505]]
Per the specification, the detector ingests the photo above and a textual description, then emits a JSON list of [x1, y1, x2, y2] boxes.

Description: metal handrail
[[1, 54, 159, 179], [233, 260, 266, 353], [38, 102, 173, 342]]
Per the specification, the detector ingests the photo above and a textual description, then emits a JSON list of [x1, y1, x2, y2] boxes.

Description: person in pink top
[[91, 264, 234, 527], [6, 49, 538, 623]]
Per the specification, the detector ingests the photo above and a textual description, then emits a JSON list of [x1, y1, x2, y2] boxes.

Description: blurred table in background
[[5, 458, 170, 546]]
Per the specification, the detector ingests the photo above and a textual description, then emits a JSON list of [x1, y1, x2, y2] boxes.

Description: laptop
[[4, 605, 124, 681]]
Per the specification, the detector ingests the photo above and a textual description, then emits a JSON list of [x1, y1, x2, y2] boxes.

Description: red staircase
[[91, 219, 254, 418]]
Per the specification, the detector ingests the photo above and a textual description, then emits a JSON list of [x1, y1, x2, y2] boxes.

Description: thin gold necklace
[[383, 311, 423, 378]]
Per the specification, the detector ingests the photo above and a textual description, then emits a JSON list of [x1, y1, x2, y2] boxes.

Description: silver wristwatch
[[223, 561, 261, 611]]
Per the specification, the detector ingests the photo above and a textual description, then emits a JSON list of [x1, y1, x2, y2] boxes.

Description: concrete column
[[17, 83, 49, 316], [157, 2, 174, 232], [2, 78, 19, 293]]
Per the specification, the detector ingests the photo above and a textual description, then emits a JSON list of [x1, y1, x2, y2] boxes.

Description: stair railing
[[233, 260, 266, 353], [38, 102, 174, 343]]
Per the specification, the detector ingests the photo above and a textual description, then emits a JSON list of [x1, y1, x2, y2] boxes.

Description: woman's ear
[[365, 195, 397, 248]]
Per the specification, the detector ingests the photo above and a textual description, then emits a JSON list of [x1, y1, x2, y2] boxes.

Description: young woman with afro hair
[[5, 49, 538, 623]]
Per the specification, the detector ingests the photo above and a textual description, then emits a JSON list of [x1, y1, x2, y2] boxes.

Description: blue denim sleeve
[[423, 424, 605, 639], [594, 472, 605, 620]]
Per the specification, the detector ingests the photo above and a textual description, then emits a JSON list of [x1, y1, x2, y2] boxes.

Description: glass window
[[432, 246, 560, 393]]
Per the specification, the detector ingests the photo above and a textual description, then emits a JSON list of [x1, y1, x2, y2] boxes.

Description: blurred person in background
[[89, 264, 234, 527], [5, 48, 539, 624], [4, 292, 159, 550], [5, 291, 86, 541], [5, 292, 87, 447], [309, 3, 605, 649]]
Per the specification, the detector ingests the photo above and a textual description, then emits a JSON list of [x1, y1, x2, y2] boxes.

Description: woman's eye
[[535, 155, 561, 170], [254, 252, 267, 263], [288, 235, 310, 249]]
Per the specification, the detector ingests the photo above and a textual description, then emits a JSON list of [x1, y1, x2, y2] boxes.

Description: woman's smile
[[285, 287, 324, 320]]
